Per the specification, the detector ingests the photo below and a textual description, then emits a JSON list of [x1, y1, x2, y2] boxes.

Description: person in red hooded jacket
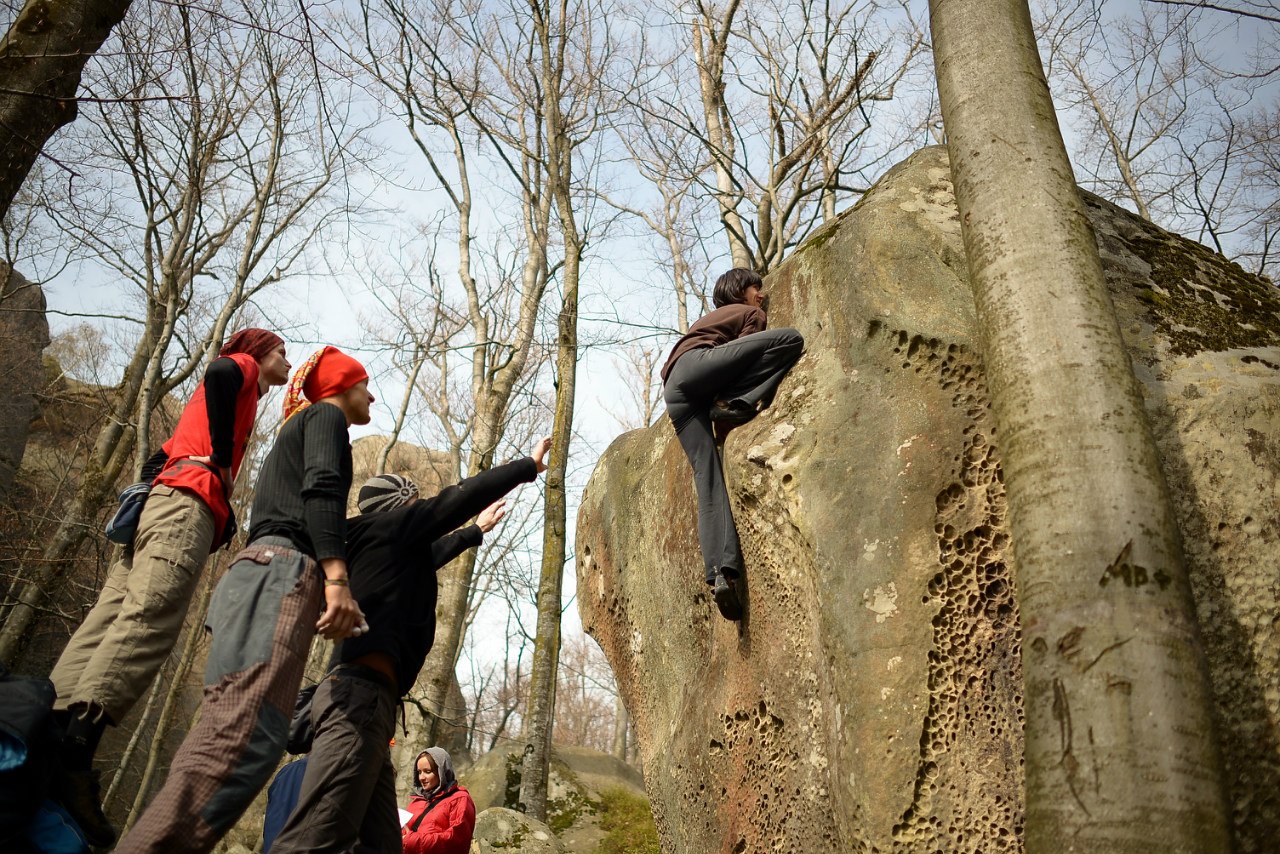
[[47, 328, 290, 846], [402, 748, 475, 854]]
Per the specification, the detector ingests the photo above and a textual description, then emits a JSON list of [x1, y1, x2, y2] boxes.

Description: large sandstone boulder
[[576, 146, 1279, 853]]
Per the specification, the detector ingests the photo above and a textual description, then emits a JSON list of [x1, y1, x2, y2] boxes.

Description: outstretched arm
[[429, 527, 481, 570], [404, 439, 548, 551], [426, 495, 511, 571], [426, 498, 509, 569]]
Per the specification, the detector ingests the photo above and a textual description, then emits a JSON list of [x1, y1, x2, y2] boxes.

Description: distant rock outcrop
[[0, 264, 49, 499], [464, 743, 647, 852], [576, 147, 1279, 853]]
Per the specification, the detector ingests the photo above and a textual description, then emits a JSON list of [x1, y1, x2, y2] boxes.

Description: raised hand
[[476, 499, 509, 533], [532, 436, 552, 473]]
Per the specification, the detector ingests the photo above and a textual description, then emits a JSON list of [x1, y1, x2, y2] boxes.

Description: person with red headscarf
[[118, 346, 373, 854], [48, 328, 289, 846]]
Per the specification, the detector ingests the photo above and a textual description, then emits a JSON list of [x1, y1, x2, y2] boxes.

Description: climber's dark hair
[[712, 268, 763, 308]]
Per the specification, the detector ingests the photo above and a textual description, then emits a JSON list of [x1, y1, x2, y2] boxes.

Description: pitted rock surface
[[576, 146, 1279, 853]]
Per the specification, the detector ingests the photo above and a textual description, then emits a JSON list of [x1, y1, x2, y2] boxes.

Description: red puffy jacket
[[401, 785, 475, 854]]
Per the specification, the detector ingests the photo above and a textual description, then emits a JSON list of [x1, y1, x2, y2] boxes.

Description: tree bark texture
[[611, 699, 628, 762], [691, 0, 752, 269], [929, 1, 1232, 850], [517, 269, 575, 818], [0, 0, 134, 222], [517, 0, 584, 818]]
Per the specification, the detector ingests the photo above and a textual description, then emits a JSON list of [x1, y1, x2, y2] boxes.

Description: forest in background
[[0, 0, 1275, 834]]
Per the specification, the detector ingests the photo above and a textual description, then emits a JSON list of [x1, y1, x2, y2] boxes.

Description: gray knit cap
[[357, 473, 419, 514]]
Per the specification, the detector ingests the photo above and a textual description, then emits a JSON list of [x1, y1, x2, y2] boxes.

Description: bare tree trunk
[[0, 336, 152, 662], [691, 0, 752, 269], [412, 120, 552, 754], [1067, 59, 1153, 221], [611, 699, 628, 762], [517, 294, 574, 817], [929, 0, 1231, 849], [518, 0, 581, 819], [0, 0, 134, 222], [376, 347, 427, 474], [103, 653, 167, 810], [121, 563, 213, 834]]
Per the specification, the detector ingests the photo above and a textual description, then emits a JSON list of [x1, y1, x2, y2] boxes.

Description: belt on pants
[[328, 662, 397, 695]]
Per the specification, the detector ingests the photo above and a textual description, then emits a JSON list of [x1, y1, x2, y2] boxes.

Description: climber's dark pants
[[663, 327, 804, 584]]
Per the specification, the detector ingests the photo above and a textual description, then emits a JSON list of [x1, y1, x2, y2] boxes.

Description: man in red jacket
[[48, 328, 290, 846], [402, 748, 475, 854]]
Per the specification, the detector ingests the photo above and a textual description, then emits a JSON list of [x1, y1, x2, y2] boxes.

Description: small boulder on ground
[[470, 807, 565, 854], [464, 743, 650, 853]]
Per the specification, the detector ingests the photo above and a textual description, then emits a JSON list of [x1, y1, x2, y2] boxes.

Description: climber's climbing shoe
[[712, 571, 743, 621], [710, 399, 756, 426]]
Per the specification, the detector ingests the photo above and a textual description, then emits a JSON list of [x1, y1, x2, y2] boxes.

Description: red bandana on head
[[220, 328, 284, 361], [282, 346, 368, 422]]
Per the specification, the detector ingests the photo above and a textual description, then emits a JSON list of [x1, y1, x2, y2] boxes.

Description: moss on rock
[[1121, 233, 1280, 356]]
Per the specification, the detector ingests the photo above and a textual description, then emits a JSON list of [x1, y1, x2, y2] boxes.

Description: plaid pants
[[116, 537, 320, 854]]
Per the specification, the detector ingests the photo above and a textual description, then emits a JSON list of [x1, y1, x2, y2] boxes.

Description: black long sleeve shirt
[[332, 457, 538, 694], [203, 356, 246, 468], [429, 525, 483, 570], [247, 402, 352, 561]]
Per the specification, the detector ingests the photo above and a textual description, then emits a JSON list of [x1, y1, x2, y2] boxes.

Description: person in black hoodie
[[269, 437, 550, 854]]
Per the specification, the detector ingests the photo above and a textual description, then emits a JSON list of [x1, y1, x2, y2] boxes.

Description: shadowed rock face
[[0, 265, 49, 498], [576, 146, 1280, 854]]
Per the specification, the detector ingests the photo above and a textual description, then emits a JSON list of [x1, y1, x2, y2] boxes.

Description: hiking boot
[[712, 571, 743, 621], [55, 767, 116, 847]]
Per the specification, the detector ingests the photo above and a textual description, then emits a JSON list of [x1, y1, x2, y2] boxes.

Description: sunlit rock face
[[576, 146, 1279, 854]]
